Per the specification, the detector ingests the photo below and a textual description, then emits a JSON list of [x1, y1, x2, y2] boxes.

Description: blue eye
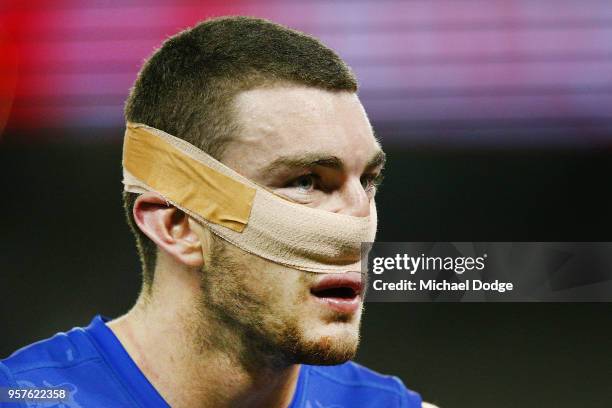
[[290, 174, 316, 191]]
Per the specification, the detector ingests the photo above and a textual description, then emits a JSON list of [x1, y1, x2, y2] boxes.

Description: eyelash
[[288, 173, 320, 191], [362, 173, 384, 191], [287, 172, 383, 192]]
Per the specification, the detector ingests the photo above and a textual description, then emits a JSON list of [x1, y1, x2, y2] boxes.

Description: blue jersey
[[0, 316, 422, 407]]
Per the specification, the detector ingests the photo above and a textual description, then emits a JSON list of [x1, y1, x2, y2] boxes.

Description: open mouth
[[310, 272, 363, 313], [311, 286, 358, 299]]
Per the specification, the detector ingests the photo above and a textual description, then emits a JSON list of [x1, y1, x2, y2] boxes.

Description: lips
[[310, 272, 363, 314]]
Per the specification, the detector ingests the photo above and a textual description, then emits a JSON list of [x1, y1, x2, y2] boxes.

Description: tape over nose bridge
[[122, 122, 378, 273]]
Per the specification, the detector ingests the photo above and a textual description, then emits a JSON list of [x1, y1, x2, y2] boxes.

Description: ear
[[132, 192, 204, 268]]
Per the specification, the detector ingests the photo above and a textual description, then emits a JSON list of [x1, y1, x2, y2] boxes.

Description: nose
[[332, 178, 371, 217]]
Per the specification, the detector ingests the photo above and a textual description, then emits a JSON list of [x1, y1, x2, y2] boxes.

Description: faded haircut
[[123, 16, 358, 287]]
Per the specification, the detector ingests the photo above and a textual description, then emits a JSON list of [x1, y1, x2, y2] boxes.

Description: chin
[[292, 323, 361, 365]]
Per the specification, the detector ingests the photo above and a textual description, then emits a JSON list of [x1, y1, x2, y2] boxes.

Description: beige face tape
[[122, 122, 377, 273]]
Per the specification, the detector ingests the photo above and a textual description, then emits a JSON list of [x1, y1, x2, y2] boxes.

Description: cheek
[[217, 243, 308, 307]]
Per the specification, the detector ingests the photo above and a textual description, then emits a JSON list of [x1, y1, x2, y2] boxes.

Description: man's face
[[193, 85, 384, 365]]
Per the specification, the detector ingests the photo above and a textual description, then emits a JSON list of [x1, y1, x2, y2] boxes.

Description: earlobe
[[133, 193, 204, 268]]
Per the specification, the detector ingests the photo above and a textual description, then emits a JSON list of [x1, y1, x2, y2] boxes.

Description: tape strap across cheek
[[122, 122, 377, 273], [123, 124, 255, 232]]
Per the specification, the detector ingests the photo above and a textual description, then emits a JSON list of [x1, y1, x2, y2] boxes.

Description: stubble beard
[[194, 236, 361, 370]]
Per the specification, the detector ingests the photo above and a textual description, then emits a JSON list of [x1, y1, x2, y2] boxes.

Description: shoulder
[[1, 325, 120, 405], [1, 326, 99, 378], [300, 361, 423, 408]]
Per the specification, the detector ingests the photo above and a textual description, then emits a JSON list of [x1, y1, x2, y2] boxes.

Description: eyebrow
[[366, 150, 386, 171], [261, 150, 386, 175]]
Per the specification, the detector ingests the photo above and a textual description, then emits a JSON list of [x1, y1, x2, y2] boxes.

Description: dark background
[[1, 136, 611, 408], [3, 1, 612, 407]]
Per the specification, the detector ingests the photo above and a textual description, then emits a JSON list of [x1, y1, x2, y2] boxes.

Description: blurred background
[[1, 1, 611, 407]]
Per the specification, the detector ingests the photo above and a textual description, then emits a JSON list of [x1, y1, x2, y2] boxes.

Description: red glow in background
[[2, 0, 612, 146]]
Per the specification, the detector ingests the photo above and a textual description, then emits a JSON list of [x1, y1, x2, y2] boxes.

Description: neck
[[107, 263, 300, 408]]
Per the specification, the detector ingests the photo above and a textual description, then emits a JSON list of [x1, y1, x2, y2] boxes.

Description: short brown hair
[[123, 16, 358, 287]]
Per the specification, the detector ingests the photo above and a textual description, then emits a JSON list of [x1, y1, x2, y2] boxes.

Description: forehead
[[221, 85, 380, 178]]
